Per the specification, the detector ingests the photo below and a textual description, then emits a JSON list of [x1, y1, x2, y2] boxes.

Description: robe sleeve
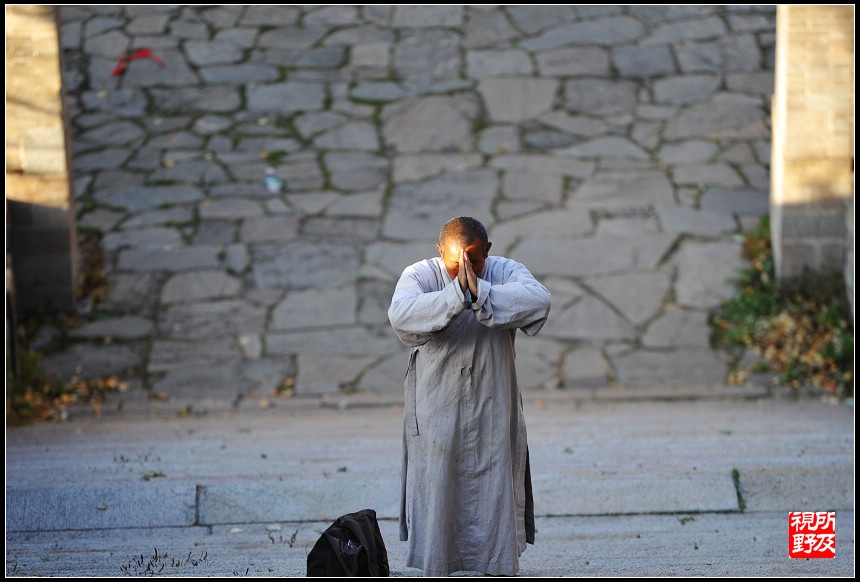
[[469, 259, 551, 336], [388, 261, 469, 347]]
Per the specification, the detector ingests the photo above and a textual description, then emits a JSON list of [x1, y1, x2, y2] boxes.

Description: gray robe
[[388, 255, 551, 577]]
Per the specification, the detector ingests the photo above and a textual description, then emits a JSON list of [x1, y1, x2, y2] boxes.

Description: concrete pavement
[[5, 388, 855, 576], [5, 5, 854, 578]]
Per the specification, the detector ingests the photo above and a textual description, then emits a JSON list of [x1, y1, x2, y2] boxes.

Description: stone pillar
[[848, 195, 855, 321], [5, 5, 78, 316], [770, 5, 854, 297]]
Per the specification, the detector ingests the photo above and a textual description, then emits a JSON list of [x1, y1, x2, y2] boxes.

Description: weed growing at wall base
[[6, 232, 122, 427], [710, 216, 854, 400], [5, 338, 128, 427]]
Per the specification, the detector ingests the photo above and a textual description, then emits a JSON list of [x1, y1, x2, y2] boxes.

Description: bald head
[[436, 217, 492, 282], [439, 216, 488, 249]]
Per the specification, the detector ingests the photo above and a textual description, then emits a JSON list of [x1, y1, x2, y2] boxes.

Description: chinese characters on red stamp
[[788, 512, 836, 558]]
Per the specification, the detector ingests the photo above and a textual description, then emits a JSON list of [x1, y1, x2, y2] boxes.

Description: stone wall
[[770, 5, 854, 317]]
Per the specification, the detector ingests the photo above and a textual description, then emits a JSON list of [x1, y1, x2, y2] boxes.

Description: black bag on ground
[[306, 508, 390, 577]]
